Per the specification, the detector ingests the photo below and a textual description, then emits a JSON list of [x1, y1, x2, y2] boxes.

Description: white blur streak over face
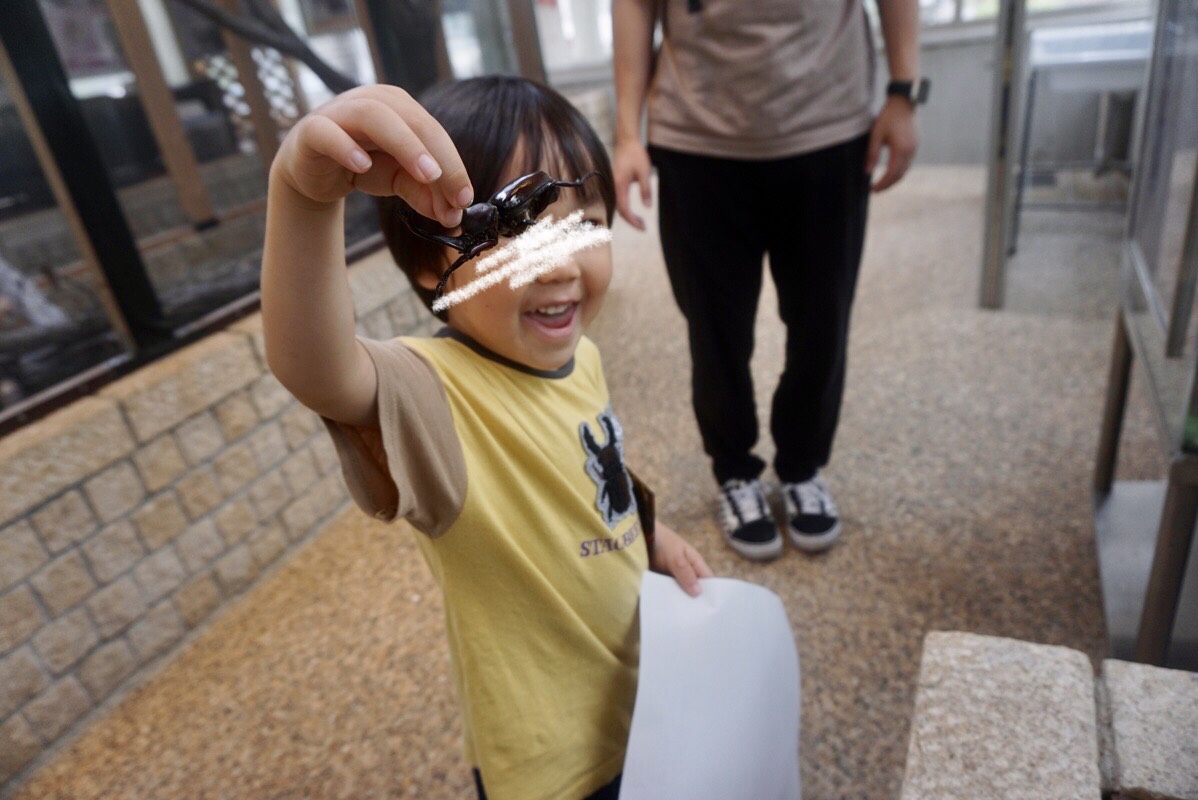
[[431, 211, 612, 313]]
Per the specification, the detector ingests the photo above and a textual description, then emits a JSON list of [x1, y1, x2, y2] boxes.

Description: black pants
[[650, 134, 871, 485], [473, 769, 621, 799]]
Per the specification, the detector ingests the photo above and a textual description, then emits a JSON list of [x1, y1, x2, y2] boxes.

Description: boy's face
[[422, 174, 612, 372]]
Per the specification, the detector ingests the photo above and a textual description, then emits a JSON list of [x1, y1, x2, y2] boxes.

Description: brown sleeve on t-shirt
[[320, 337, 466, 538]]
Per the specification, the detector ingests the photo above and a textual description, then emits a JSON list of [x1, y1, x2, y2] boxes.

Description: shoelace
[[723, 480, 769, 524], [791, 479, 837, 517]]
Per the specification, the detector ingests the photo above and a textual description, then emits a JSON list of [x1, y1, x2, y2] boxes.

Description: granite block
[[0, 715, 40, 785], [77, 639, 137, 703], [131, 493, 189, 551], [248, 471, 291, 522], [132, 548, 187, 604], [28, 551, 94, 618], [900, 632, 1101, 800], [0, 646, 49, 719], [87, 578, 147, 639], [1104, 659, 1198, 800], [214, 391, 259, 442], [83, 461, 146, 524], [214, 546, 256, 596], [214, 498, 257, 546], [173, 572, 221, 629], [174, 412, 225, 466], [32, 608, 98, 675], [83, 521, 145, 584], [0, 521, 47, 593], [279, 404, 320, 451], [247, 422, 289, 470], [29, 490, 97, 555], [175, 520, 225, 574], [249, 373, 292, 420], [0, 587, 43, 654], [212, 443, 258, 497], [128, 602, 184, 662], [175, 467, 223, 521], [22, 677, 91, 743], [131, 435, 188, 493]]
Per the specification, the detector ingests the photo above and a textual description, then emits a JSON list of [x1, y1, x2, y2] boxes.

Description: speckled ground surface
[[9, 167, 1166, 800]]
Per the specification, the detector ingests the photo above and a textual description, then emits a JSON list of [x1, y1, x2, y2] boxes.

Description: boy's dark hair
[[378, 76, 616, 319]]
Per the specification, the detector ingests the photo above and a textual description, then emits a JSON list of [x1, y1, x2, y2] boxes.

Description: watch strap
[[886, 78, 930, 105]]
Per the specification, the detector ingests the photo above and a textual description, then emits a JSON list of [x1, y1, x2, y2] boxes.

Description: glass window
[[2, 0, 386, 426], [535, 0, 613, 78], [0, 79, 126, 413]]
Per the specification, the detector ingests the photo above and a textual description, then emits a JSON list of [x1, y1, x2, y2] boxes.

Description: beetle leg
[[400, 209, 471, 254], [434, 252, 474, 301]]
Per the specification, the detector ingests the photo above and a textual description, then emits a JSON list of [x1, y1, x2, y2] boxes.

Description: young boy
[[261, 77, 711, 800]]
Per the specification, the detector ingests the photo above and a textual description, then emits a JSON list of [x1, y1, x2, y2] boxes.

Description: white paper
[[620, 571, 801, 800]]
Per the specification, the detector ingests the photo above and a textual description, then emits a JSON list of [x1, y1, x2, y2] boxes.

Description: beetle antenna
[[551, 171, 600, 189]]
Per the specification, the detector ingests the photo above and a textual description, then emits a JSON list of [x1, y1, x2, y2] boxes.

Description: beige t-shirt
[[322, 331, 647, 800], [648, 0, 876, 159]]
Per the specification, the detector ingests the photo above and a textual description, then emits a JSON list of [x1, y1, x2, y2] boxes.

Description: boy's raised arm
[[260, 85, 472, 426]]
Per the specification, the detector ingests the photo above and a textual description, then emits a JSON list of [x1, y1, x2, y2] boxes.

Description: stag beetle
[[580, 411, 634, 527], [402, 170, 600, 301]]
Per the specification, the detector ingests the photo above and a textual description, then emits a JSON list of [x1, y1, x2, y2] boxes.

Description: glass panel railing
[[1121, 0, 1198, 454]]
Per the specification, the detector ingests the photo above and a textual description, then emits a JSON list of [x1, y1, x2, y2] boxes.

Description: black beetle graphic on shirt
[[579, 408, 635, 528]]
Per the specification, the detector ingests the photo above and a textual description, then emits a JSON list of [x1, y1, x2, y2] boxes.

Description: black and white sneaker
[[783, 475, 841, 552], [718, 479, 783, 561]]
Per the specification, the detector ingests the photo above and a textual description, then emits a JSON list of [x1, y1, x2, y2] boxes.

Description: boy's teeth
[[535, 304, 570, 315]]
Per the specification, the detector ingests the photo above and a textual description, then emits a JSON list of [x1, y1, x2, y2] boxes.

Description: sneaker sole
[[723, 531, 784, 562], [787, 521, 841, 553]]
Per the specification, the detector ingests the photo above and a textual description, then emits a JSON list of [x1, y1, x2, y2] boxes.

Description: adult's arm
[[867, 0, 922, 192], [612, 0, 657, 229]]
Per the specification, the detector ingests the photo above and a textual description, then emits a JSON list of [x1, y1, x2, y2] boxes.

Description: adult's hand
[[613, 138, 653, 230], [865, 97, 920, 193]]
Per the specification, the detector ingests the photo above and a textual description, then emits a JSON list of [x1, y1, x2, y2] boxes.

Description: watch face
[[914, 79, 930, 104]]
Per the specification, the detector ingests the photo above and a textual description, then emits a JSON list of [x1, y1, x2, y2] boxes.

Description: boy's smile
[[422, 180, 612, 372]]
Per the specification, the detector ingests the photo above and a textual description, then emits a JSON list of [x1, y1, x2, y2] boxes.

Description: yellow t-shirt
[[324, 330, 647, 800]]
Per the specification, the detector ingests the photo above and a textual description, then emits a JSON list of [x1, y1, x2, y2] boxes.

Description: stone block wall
[[0, 249, 436, 790]]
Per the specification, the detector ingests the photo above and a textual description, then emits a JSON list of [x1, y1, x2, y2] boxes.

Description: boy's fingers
[[297, 114, 372, 174], [325, 98, 448, 193], [349, 150, 421, 202], [672, 557, 701, 597], [345, 143, 459, 226], [370, 87, 474, 211], [431, 187, 463, 229], [689, 547, 713, 579]]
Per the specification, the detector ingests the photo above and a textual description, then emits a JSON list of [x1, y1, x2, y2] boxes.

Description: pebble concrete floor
[[9, 167, 1166, 799]]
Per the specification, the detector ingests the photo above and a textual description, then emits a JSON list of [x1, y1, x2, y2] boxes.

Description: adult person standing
[[613, 0, 926, 561]]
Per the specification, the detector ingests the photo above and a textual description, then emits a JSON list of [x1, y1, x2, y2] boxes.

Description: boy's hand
[[271, 84, 473, 228], [650, 521, 713, 597]]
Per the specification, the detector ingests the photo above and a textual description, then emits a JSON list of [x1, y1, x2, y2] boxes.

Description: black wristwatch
[[886, 78, 931, 106]]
